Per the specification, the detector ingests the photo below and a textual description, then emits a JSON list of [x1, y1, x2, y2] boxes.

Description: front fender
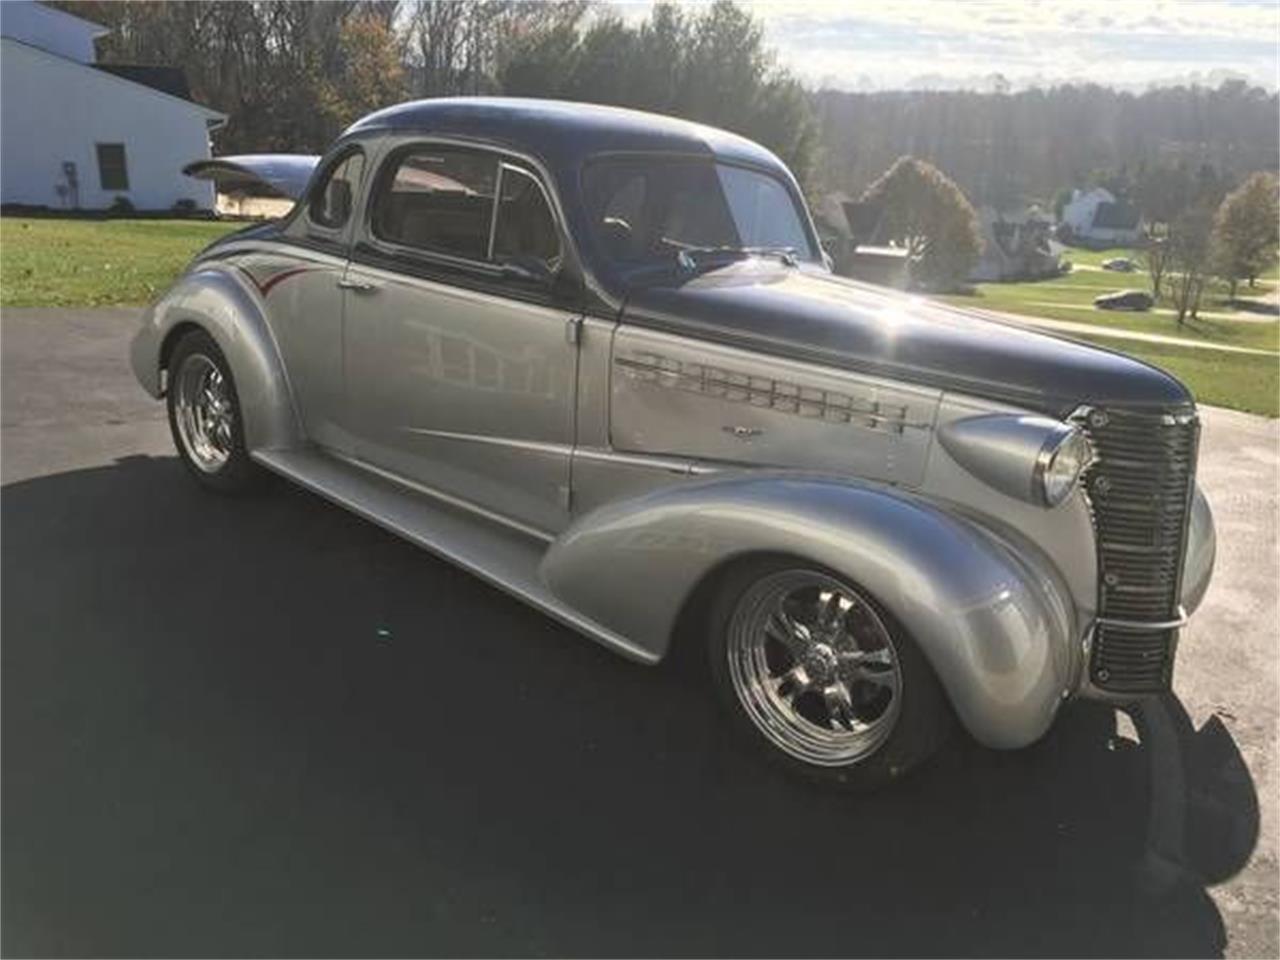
[[130, 264, 303, 451], [541, 474, 1079, 749]]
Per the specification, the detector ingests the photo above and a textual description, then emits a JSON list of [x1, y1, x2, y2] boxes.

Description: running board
[[252, 448, 659, 665]]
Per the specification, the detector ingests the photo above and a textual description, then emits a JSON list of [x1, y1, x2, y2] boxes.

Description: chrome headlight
[[1035, 426, 1092, 507], [939, 414, 1092, 508]]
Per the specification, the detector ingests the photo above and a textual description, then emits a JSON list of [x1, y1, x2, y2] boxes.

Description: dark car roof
[[343, 97, 785, 173]]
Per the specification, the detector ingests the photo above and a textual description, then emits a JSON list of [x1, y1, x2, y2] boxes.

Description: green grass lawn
[[1070, 334, 1279, 417], [937, 245, 1279, 415], [0, 217, 242, 307], [940, 245, 1280, 353]]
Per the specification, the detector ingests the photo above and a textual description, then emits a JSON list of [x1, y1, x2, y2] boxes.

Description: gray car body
[[133, 98, 1216, 751]]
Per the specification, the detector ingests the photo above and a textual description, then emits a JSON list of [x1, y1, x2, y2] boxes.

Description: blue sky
[[610, 1, 1280, 91]]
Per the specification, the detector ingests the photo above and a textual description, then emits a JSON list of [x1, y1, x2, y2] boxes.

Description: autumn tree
[[858, 157, 983, 292], [1211, 172, 1280, 298], [318, 12, 407, 133], [52, 1, 402, 152]]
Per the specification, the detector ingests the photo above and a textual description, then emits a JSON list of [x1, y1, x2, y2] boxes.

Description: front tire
[[708, 558, 951, 790], [166, 329, 260, 493]]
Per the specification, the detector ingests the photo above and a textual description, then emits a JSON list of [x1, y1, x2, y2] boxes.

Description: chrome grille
[[1079, 405, 1198, 694]]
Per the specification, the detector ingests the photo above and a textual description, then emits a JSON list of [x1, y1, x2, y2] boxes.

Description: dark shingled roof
[[1093, 200, 1141, 230], [94, 64, 194, 102]]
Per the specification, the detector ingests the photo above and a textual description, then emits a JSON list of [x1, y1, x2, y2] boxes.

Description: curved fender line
[[130, 263, 305, 452], [541, 472, 1079, 749]]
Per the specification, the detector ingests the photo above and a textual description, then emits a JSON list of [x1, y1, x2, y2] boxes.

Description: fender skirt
[[542, 473, 1079, 749]]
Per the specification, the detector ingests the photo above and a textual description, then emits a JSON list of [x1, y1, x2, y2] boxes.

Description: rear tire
[[707, 557, 951, 791], [166, 329, 260, 494]]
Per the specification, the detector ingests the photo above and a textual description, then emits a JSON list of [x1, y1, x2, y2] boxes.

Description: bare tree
[[1167, 207, 1214, 326], [1140, 233, 1171, 299], [404, 1, 587, 98]]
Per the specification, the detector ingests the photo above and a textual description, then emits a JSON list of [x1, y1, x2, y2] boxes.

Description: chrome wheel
[[726, 570, 903, 767], [173, 353, 234, 473]]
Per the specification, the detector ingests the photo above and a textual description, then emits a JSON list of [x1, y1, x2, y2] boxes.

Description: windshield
[[583, 157, 817, 269]]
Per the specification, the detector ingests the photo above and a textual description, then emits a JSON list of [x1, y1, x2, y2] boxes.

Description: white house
[[0, 2, 225, 211], [1060, 187, 1143, 246]]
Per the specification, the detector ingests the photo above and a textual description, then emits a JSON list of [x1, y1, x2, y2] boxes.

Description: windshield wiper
[[658, 237, 799, 272]]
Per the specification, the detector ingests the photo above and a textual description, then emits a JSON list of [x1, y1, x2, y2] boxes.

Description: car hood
[[619, 263, 1192, 416]]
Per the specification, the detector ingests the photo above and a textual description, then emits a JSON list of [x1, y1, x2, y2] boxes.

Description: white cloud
[[603, 0, 1280, 90]]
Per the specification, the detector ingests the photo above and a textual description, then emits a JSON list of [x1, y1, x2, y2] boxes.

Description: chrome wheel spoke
[[839, 647, 892, 675], [848, 664, 898, 690], [822, 683, 855, 731], [815, 589, 851, 633], [765, 608, 810, 659], [772, 664, 809, 700]]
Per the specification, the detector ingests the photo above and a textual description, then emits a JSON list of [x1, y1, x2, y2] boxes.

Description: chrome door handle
[[336, 279, 378, 293]]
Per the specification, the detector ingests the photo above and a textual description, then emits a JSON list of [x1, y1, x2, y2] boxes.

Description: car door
[[265, 145, 366, 453], [341, 141, 581, 536]]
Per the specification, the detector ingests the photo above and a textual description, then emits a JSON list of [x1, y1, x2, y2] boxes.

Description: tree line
[[816, 81, 1279, 212], [55, 1, 1277, 208], [51, 0, 816, 185]]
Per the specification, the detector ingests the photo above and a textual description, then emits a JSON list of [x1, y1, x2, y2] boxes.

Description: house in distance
[[0, 1, 225, 212], [1059, 186, 1143, 247]]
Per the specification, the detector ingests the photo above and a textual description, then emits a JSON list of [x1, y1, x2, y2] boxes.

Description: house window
[[96, 144, 129, 191]]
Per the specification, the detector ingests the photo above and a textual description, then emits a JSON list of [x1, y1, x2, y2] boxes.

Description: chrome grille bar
[[1077, 405, 1198, 694]]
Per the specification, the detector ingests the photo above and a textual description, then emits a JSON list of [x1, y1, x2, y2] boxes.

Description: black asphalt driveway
[[2, 308, 1275, 957]]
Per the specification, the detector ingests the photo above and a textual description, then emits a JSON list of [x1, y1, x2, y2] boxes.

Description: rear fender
[[130, 263, 303, 452], [541, 473, 1079, 749]]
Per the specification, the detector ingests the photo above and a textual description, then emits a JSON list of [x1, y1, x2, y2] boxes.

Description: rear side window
[[309, 150, 364, 230], [373, 147, 497, 260]]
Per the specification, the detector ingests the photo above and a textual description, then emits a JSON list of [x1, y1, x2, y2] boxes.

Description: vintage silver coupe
[[133, 99, 1216, 788]]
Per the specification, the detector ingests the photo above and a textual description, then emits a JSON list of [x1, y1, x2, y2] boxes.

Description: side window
[[584, 163, 648, 261], [373, 147, 497, 260], [492, 166, 561, 267], [309, 151, 364, 230]]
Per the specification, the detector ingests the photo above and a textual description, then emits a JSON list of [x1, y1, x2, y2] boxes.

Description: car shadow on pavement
[[1, 455, 1259, 958]]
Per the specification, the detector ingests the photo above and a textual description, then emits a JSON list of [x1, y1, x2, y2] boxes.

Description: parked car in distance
[[1101, 257, 1137, 272], [134, 98, 1216, 790], [1095, 289, 1155, 311]]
